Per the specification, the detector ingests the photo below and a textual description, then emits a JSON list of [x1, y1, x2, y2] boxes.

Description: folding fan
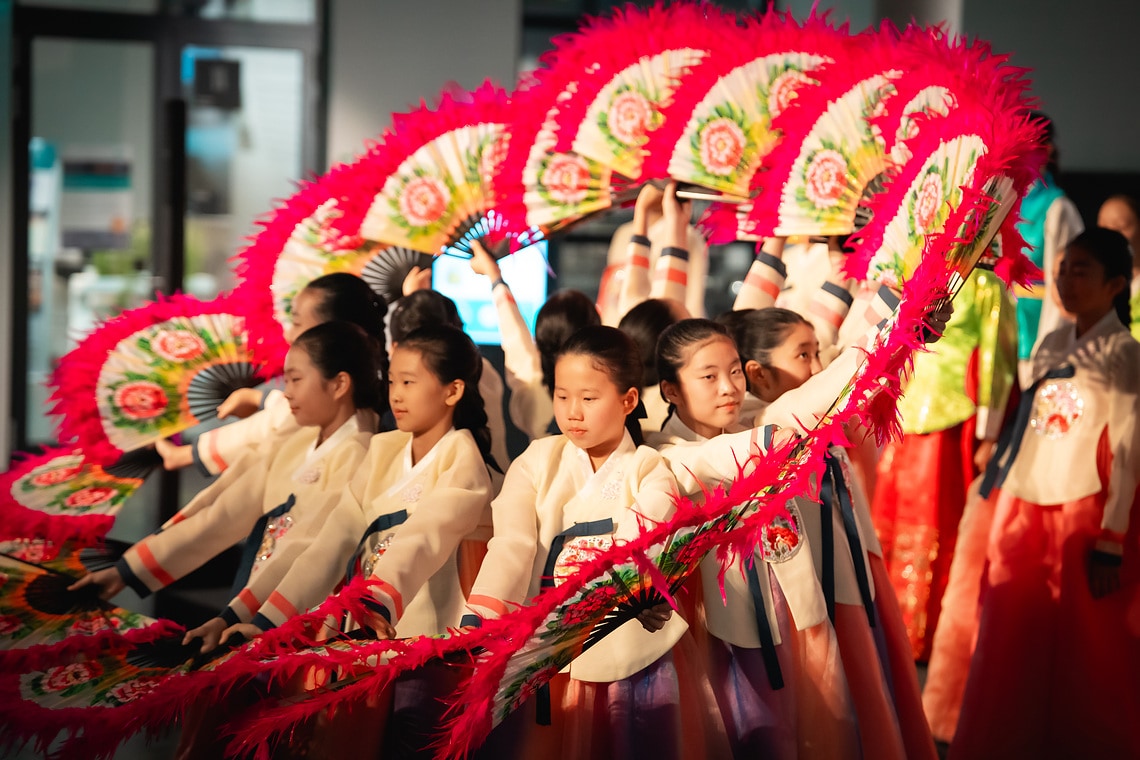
[[353, 82, 517, 258], [870, 28, 1028, 167], [645, 11, 853, 201], [229, 144, 406, 370], [0, 553, 179, 672], [49, 294, 271, 465], [496, 3, 736, 233], [0, 447, 156, 546], [849, 104, 1045, 292], [744, 26, 902, 238]]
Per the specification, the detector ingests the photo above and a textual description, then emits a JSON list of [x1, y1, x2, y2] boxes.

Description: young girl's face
[[1056, 245, 1125, 321], [554, 353, 637, 456], [285, 288, 323, 345], [663, 336, 746, 437], [283, 345, 344, 427], [388, 346, 460, 436], [752, 322, 822, 402]]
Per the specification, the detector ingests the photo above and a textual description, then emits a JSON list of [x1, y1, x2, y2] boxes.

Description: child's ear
[[622, 387, 639, 415], [444, 379, 465, 408], [331, 371, 352, 401], [659, 380, 679, 406], [744, 360, 764, 390]]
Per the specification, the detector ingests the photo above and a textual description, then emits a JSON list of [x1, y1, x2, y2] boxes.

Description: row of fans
[[30, 6, 1042, 485], [0, 4, 1045, 757]]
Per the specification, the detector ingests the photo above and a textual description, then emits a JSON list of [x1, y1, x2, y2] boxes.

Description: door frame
[[9, 4, 327, 452]]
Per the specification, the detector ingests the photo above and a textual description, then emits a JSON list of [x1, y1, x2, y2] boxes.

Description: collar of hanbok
[[1031, 309, 1127, 383], [571, 427, 635, 479], [291, 413, 363, 483]]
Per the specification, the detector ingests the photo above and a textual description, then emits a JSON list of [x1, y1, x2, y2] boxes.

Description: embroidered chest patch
[[1030, 380, 1083, 439], [759, 502, 803, 563], [554, 535, 614, 585], [296, 468, 321, 485], [600, 471, 623, 501], [253, 514, 294, 573], [401, 483, 423, 504]]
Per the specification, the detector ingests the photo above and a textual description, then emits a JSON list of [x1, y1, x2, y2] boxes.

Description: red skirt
[[871, 422, 976, 660], [949, 486, 1140, 760]]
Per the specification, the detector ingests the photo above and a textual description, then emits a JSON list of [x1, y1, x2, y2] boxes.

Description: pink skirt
[[832, 555, 938, 760], [920, 478, 996, 742], [705, 568, 861, 760]]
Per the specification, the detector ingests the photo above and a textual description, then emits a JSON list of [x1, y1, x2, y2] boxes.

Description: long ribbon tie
[[980, 365, 1075, 498], [745, 560, 785, 690], [534, 518, 615, 725], [820, 453, 875, 627]]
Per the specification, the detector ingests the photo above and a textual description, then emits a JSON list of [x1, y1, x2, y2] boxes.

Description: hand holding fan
[[49, 294, 271, 465], [0, 553, 180, 672]]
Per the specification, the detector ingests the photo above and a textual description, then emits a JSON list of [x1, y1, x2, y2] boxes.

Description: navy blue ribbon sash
[[535, 517, 615, 725], [980, 365, 1076, 499], [345, 509, 409, 582], [820, 453, 875, 627], [229, 494, 296, 597], [745, 560, 785, 690]]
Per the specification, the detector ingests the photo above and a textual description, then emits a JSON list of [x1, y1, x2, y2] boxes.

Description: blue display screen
[[431, 240, 550, 346]]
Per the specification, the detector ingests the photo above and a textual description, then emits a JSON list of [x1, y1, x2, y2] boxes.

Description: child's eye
[[702, 374, 714, 381]]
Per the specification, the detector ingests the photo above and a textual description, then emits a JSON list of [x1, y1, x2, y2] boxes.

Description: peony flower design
[[105, 677, 161, 705], [480, 135, 509, 184], [42, 661, 102, 693], [63, 486, 117, 509], [30, 464, 84, 488], [606, 89, 654, 146], [0, 614, 22, 636], [113, 380, 170, 421], [69, 617, 111, 635], [768, 70, 813, 120], [151, 329, 207, 363], [12, 541, 51, 563], [698, 117, 747, 177], [398, 175, 451, 228], [803, 149, 849, 209], [541, 153, 592, 205], [913, 172, 945, 232]]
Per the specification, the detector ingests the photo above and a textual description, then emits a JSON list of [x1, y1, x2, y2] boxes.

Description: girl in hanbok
[[154, 273, 387, 474], [468, 239, 600, 443], [722, 307, 939, 760], [950, 228, 1140, 760], [462, 325, 725, 760], [191, 325, 498, 758], [68, 320, 384, 610], [648, 317, 859, 760]]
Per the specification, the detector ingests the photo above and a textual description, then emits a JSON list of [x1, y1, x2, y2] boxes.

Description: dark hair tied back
[[397, 324, 502, 473], [556, 325, 644, 446], [292, 320, 387, 416], [535, 290, 601, 395], [655, 319, 734, 431]]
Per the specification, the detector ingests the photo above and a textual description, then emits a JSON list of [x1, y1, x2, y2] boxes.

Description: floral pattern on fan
[[12, 453, 142, 517], [531, 152, 612, 222], [671, 53, 828, 198], [865, 134, 987, 288]]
